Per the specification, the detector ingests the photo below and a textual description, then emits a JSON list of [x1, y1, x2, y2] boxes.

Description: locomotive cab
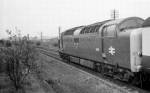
[[142, 28, 150, 73], [141, 17, 150, 73], [131, 17, 150, 74]]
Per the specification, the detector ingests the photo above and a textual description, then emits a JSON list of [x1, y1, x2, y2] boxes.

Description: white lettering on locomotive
[[108, 46, 115, 55]]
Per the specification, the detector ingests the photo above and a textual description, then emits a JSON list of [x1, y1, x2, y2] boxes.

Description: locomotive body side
[[99, 17, 144, 72], [101, 27, 131, 69], [61, 27, 84, 57], [76, 33, 103, 61], [60, 17, 144, 72], [62, 30, 104, 61]]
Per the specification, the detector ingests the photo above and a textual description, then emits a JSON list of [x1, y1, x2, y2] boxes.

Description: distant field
[[41, 37, 58, 49]]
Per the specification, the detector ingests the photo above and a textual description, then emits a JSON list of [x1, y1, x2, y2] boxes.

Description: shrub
[[0, 39, 4, 45], [0, 38, 39, 92], [5, 40, 12, 47]]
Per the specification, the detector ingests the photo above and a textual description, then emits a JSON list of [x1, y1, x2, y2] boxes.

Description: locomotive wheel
[[93, 62, 97, 71], [97, 63, 102, 73], [100, 64, 105, 75], [66, 56, 70, 63], [130, 72, 144, 88], [139, 72, 143, 88]]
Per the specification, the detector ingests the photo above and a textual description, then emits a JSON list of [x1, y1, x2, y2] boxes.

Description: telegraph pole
[[58, 26, 61, 48], [58, 26, 61, 40], [41, 32, 43, 41], [111, 9, 119, 20], [27, 34, 29, 40], [113, 9, 116, 20]]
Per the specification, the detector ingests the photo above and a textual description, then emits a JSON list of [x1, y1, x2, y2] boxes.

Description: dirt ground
[[0, 73, 14, 93], [0, 71, 47, 93], [36, 54, 137, 93]]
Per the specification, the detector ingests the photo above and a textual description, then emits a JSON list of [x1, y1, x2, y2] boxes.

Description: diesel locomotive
[[58, 17, 150, 86]]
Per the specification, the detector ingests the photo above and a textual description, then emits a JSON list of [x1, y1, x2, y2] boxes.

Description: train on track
[[58, 17, 150, 87]]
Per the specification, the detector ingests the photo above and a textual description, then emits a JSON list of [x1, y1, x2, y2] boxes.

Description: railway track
[[37, 47, 150, 93]]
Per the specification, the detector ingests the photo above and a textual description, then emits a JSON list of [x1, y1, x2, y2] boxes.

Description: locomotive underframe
[[59, 51, 150, 87]]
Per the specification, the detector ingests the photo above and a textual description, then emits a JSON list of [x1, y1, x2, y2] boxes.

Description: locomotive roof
[[79, 20, 111, 34], [103, 17, 144, 30], [63, 26, 84, 35], [105, 17, 144, 25], [62, 17, 144, 36], [88, 20, 111, 26], [142, 17, 150, 27], [63, 20, 111, 36], [104, 17, 144, 25]]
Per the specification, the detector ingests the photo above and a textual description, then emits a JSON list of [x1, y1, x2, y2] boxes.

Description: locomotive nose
[[142, 27, 150, 73]]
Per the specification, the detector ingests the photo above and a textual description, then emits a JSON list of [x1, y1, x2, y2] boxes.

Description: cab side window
[[103, 24, 116, 37]]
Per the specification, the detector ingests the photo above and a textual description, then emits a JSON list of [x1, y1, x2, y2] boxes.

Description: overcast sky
[[0, 0, 150, 39]]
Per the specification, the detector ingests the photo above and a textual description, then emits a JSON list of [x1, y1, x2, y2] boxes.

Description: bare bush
[[0, 30, 39, 92]]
